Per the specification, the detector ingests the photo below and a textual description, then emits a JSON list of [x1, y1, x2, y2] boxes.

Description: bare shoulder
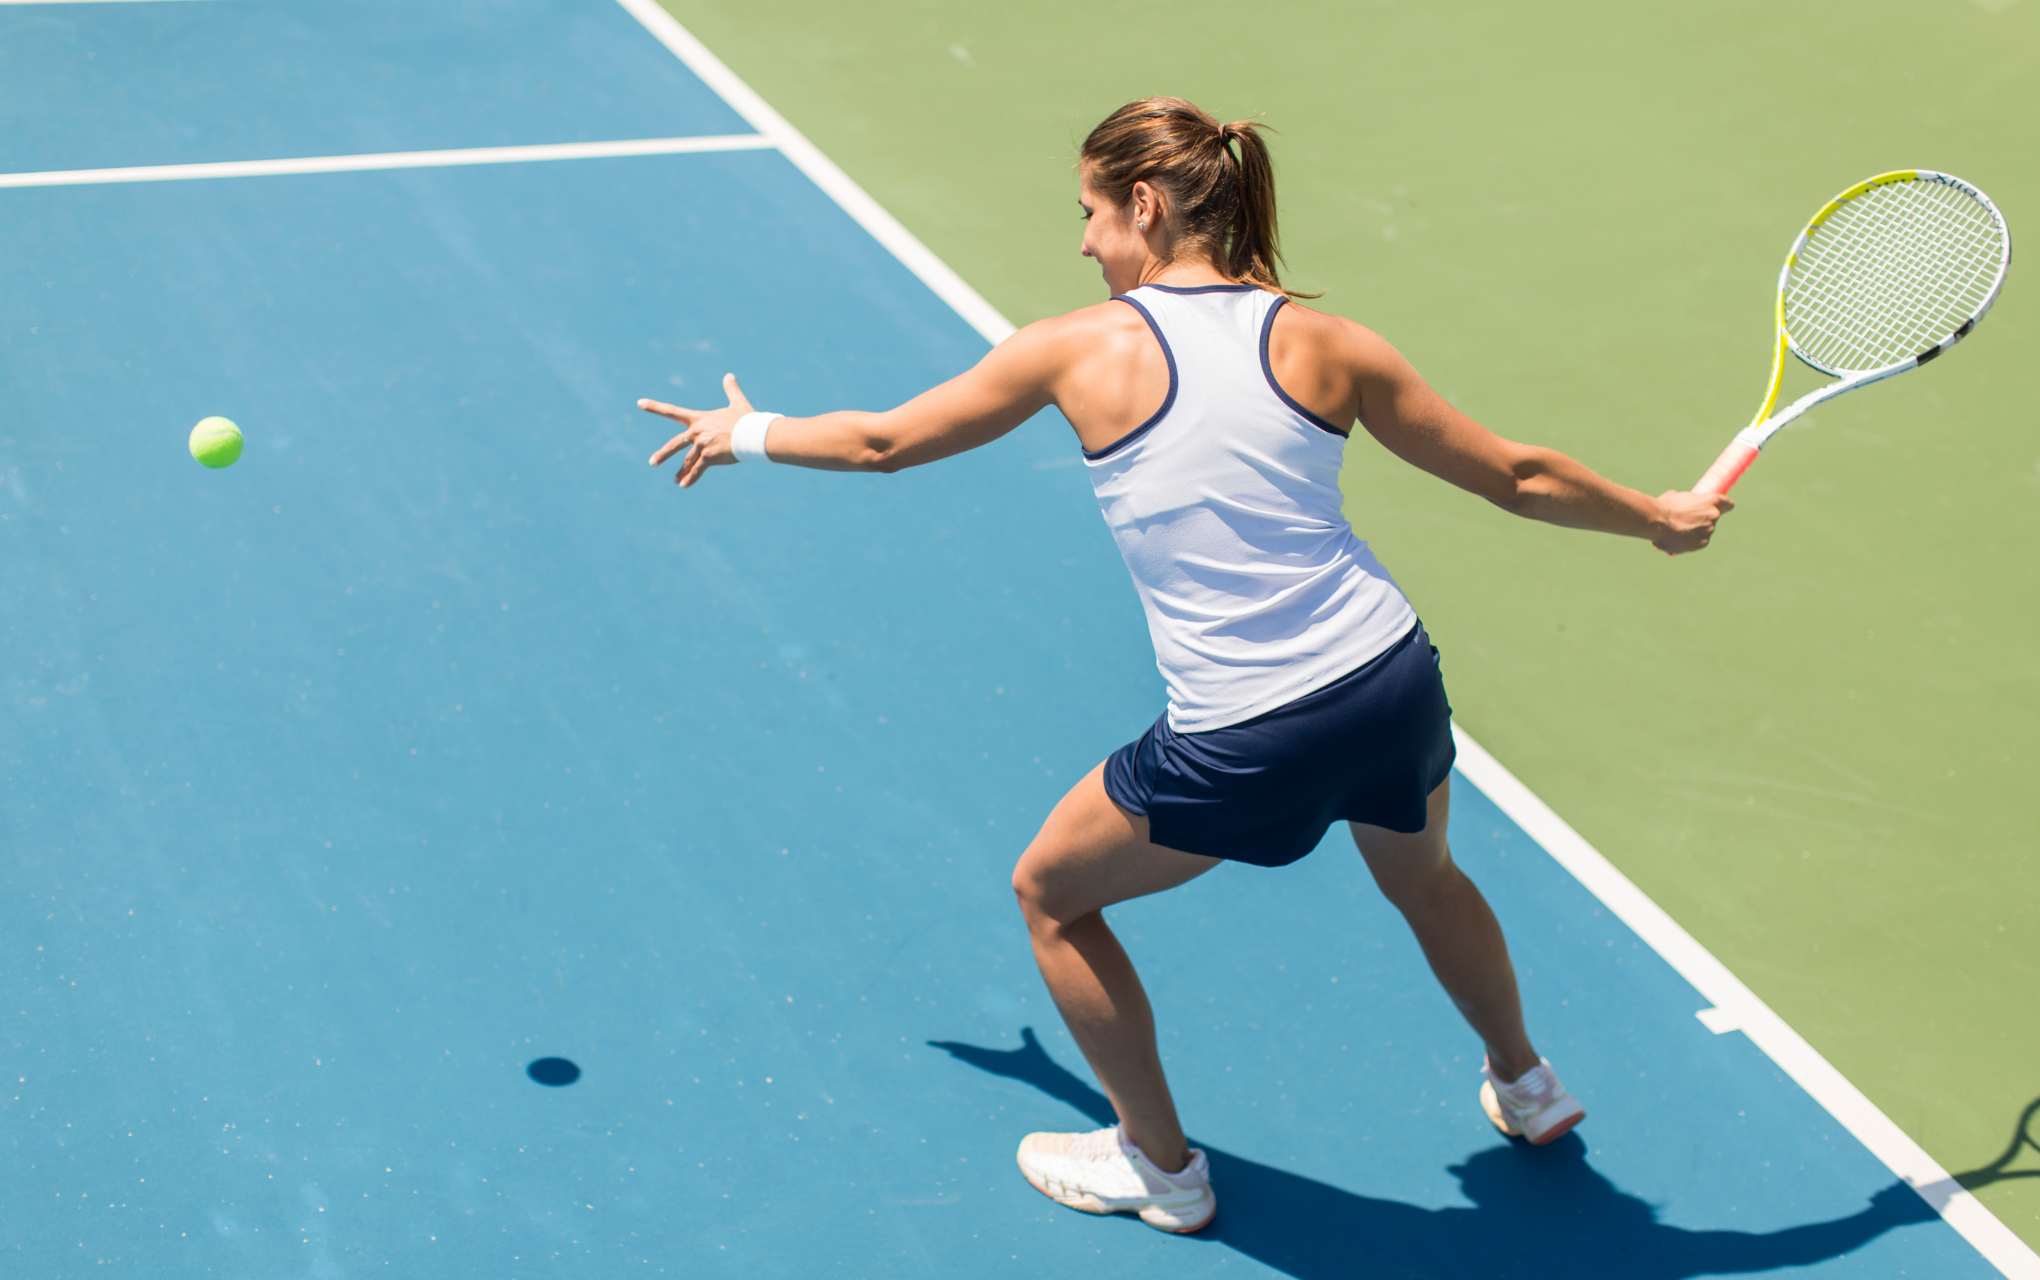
[[1273, 298, 1396, 370], [996, 301, 1156, 395], [1263, 296, 1403, 430], [1012, 300, 1149, 352], [1020, 300, 1170, 449]]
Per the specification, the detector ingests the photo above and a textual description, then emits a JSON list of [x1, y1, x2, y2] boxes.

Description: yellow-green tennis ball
[[188, 416, 243, 469]]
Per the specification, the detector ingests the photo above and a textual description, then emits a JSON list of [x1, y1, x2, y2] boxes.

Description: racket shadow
[[1915, 1095, 2040, 1204], [929, 1028, 1942, 1279]]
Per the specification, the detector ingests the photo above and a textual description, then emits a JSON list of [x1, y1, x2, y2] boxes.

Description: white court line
[[610, 0, 1010, 346], [609, 2, 2040, 1274], [0, 134, 773, 190], [1451, 731, 2038, 1277]]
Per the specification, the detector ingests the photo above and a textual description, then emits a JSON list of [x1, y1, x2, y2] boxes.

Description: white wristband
[[730, 411, 781, 463]]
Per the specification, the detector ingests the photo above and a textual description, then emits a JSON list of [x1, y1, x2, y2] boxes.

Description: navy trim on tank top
[[1142, 282, 1260, 295], [1084, 294, 1179, 461], [1259, 295, 1346, 437]]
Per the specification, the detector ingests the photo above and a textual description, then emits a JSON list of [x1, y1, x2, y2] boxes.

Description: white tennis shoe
[[1480, 1056, 1586, 1144], [1015, 1124, 1216, 1234]]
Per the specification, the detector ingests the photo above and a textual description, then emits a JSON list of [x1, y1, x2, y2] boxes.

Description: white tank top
[[1082, 283, 1417, 733]]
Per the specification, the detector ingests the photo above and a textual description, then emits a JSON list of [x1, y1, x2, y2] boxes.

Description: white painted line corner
[[610, 0, 1013, 349], [1696, 1006, 1741, 1035]]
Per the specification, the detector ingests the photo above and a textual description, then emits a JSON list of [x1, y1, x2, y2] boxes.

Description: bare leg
[[1350, 776, 1540, 1081], [1011, 762, 1221, 1173]]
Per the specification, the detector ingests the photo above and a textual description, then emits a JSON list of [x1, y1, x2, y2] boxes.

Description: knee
[[1011, 864, 1055, 930], [1011, 858, 1078, 935], [1376, 854, 1464, 920]]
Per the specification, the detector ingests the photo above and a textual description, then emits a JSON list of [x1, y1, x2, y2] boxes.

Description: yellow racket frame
[[1694, 170, 2009, 496]]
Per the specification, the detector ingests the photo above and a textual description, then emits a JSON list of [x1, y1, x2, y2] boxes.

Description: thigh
[[1347, 773, 1454, 904], [1013, 761, 1222, 924]]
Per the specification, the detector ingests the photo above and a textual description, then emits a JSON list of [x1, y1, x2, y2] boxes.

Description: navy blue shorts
[[1102, 622, 1455, 867]]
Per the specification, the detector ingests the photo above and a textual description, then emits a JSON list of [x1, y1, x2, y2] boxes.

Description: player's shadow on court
[[929, 1028, 1940, 1279]]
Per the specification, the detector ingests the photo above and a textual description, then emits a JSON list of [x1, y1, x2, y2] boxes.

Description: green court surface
[[658, 0, 2040, 1250]]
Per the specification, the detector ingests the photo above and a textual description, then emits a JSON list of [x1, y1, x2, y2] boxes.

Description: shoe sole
[[1018, 1162, 1217, 1234], [1524, 1107, 1584, 1145], [1480, 1079, 1585, 1145]]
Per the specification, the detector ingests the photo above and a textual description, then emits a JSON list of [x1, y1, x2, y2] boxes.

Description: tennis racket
[[1695, 170, 2011, 495]]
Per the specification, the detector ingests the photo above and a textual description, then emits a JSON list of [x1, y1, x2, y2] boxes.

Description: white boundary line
[[610, 0, 1011, 346], [0, 134, 772, 190], [613, 4, 2040, 1273], [1451, 731, 2037, 1276]]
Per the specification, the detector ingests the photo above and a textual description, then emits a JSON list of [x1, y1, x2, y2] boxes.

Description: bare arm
[[1346, 325, 1729, 553], [641, 319, 1070, 487]]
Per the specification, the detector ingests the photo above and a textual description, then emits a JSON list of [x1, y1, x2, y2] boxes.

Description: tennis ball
[[188, 416, 243, 469]]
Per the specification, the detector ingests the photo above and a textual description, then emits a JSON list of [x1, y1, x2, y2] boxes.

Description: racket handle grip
[[1694, 438, 1760, 496]]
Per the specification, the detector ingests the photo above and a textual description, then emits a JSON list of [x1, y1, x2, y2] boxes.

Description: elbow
[[1491, 448, 1550, 516], [861, 440, 905, 474], [854, 413, 906, 473]]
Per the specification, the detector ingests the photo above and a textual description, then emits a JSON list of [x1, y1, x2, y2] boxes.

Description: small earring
[[1137, 219, 1148, 230]]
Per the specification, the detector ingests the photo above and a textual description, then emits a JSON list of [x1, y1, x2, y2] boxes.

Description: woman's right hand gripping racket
[[1695, 170, 2012, 496]]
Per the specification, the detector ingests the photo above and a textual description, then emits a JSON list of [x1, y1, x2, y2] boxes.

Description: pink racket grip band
[[1694, 438, 1759, 496]]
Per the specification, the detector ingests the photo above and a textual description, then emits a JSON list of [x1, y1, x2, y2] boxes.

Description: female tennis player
[[641, 97, 1731, 1235]]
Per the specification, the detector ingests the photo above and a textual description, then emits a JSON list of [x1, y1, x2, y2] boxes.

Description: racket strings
[[1784, 178, 2004, 373], [1792, 183, 1999, 365], [1790, 188, 1996, 368]]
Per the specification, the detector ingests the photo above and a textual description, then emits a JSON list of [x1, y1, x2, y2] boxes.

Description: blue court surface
[[0, 3, 2008, 1277]]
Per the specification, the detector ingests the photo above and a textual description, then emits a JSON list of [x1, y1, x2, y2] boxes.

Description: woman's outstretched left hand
[[641, 372, 754, 488]]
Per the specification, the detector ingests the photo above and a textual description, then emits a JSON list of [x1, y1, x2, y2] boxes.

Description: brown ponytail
[[1080, 97, 1313, 297]]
